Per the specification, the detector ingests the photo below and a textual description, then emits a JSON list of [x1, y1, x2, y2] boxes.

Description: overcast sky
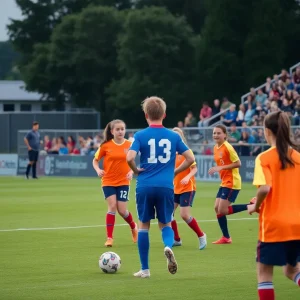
[[0, 0, 22, 41]]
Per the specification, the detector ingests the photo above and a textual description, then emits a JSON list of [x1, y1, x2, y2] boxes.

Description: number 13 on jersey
[[148, 139, 171, 164]]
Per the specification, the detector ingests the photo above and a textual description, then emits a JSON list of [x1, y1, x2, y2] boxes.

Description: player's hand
[[126, 171, 133, 180], [97, 169, 105, 177], [134, 168, 144, 175], [247, 204, 259, 215], [208, 166, 222, 175], [28, 147, 32, 151], [180, 177, 190, 185]]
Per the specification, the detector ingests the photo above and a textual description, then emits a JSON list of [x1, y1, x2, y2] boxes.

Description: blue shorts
[[174, 191, 195, 207], [102, 186, 129, 201], [136, 187, 174, 224], [256, 240, 300, 267], [216, 187, 240, 203]]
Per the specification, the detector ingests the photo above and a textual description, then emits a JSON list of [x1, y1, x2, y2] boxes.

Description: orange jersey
[[213, 141, 241, 190], [253, 147, 300, 243], [94, 139, 131, 187], [174, 151, 196, 194]]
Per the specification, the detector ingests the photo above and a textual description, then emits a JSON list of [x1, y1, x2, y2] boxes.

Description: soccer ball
[[99, 252, 121, 273]]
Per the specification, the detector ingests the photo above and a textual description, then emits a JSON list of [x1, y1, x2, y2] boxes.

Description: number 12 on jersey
[[148, 139, 171, 164]]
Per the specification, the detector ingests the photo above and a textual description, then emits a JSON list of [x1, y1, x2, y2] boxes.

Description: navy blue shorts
[[256, 240, 300, 267], [174, 191, 195, 207], [216, 187, 240, 203], [28, 150, 39, 162], [136, 187, 174, 224], [102, 186, 129, 201]]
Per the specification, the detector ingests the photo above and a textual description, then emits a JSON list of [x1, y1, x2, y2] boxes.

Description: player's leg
[[32, 151, 39, 179], [257, 263, 275, 300], [116, 186, 137, 243], [282, 241, 300, 287], [171, 196, 181, 246], [26, 150, 34, 179], [134, 187, 154, 278], [179, 192, 207, 250], [103, 187, 117, 247]]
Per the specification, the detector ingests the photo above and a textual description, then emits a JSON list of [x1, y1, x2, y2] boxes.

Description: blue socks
[[230, 204, 248, 214], [162, 226, 174, 248], [217, 215, 230, 238], [137, 229, 149, 270]]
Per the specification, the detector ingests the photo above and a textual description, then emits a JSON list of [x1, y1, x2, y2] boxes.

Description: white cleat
[[164, 247, 178, 275], [173, 240, 182, 247], [199, 233, 207, 250], [133, 269, 150, 278]]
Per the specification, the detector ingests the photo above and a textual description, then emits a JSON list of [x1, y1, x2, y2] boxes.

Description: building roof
[[0, 81, 42, 101]]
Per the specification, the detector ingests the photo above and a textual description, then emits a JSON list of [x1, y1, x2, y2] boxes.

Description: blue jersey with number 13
[[130, 126, 189, 189]]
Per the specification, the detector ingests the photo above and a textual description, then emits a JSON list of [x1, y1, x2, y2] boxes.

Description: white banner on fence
[[0, 154, 18, 176]]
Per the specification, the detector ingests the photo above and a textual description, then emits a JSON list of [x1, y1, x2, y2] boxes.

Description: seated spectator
[[249, 87, 256, 102], [43, 135, 52, 153], [254, 103, 265, 116], [67, 143, 80, 155], [177, 121, 184, 128], [265, 77, 272, 94], [294, 99, 300, 125], [198, 102, 212, 127], [238, 131, 255, 156], [223, 104, 237, 126], [281, 98, 293, 114], [58, 136, 68, 155], [244, 104, 254, 124], [273, 74, 279, 82], [184, 111, 197, 127], [293, 67, 300, 92], [67, 136, 76, 153], [270, 101, 279, 112], [86, 136, 96, 155], [93, 134, 103, 148], [200, 140, 213, 155], [241, 121, 251, 135], [127, 132, 134, 142], [228, 123, 241, 143], [281, 69, 290, 83], [269, 83, 280, 101], [221, 97, 231, 111], [255, 89, 267, 105], [265, 100, 271, 113], [246, 94, 255, 109], [251, 129, 265, 156], [277, 80, 286, 95], [236, 104, 245, 126], [210, 99, 221, 124], [286, 78, 295, 91], [48, 137, 59, 154]]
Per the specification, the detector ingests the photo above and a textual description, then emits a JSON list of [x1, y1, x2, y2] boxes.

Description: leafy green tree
[[0, 41, 19, 79]]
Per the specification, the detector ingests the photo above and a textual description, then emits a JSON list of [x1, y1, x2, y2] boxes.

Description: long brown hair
[[214, 124, 227, 140], [101, 119, 125, 146], [264, 111, 297, 169], [173, 127, 188, 144]]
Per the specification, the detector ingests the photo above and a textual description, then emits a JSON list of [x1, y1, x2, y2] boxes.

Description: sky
[[0, 0, 22, 41]]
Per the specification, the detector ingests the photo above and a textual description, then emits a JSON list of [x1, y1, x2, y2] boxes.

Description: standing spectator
[[198, 102, 212, 127], [184, 111, 197, 127], [223, 104, 237, 126], [236, 104, 245, 126], [221, 97, 231, 111], [24, 121, 40, 179], [43, 135, 52, 153], [228, 123, 241, 143], [255, 89, 267, 105], [210, 99, 221, 124], [244, 104, 254, 125]]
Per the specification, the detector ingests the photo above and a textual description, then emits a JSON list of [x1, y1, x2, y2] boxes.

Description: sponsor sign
[[0, 154, 18, 175]]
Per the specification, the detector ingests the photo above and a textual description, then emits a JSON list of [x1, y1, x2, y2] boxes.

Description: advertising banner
[[0, 154, 18, 176]]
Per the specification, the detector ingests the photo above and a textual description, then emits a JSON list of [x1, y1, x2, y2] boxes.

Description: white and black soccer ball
[[99, 252, 121, 273]]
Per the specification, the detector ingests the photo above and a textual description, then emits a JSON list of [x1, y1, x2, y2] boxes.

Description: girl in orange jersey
[[248, 112, 300, 300], [171, 128, 207, 250], [208, 125, 256, 244], [93, 120, 137, 247]]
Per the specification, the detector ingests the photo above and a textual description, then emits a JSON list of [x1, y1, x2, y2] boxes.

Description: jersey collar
[[149, 125, 164, 128]]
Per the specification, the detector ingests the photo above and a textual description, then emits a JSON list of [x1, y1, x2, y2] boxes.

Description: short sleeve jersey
[[94, 139, 131, 187], [213, 141, 241, 190], [253, 147, 300, 243], [174, 150, 196, 194], [130, 126, 189, 189]]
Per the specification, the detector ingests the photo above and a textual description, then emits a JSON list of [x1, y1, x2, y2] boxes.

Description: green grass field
[[0, 177, 298, 300]]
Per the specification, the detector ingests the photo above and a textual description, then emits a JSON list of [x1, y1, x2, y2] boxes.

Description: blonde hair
[[173, 127, 187, 144], [142, 96, 166, 121]]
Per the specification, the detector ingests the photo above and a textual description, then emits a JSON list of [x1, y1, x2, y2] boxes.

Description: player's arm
[[126, 134, 143, 175], [93, 147, 105, 177], [24, 133, 31, 150], [180, 163, 197, 184], [175, 149, 195, 176]]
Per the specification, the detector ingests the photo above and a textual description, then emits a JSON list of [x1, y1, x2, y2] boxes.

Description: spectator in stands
[[67, 136, 76, 150], [265, 77, 272, 94], [249, 87, 256, 102], [286, 78, 295, 91], [49, 137, 59, 154], [210, 99, 221, 124], [241, 121, 251, 135], [58, 136, 68, 155], [43, 135, 52, 153], [251, 129, 265, 156], [273, 74, 279, 82], [86, 136, 96, 155], [293, 67, 300, 92], [269, 83, 280, 102], [265, 100, 271, 113], [93, 134, 103, 148], [294, 99, 300, 125], [244, 103, 254, 125], [184, 111, 197, 127], [255, 88, 267, 106], [277, 80, 286, 95], [127, 132, 134, 142], [221, 97, 231, 111], [198, 102, 212, 127], [228, 123, 241, 143], [223, 104, 237, 126], [200, 140, 212, 155], [236, 104, 245, 126], [238, 131, 255, 156], [270, 101, 279, 112], [177, 121, 184, 128], [281, 69, 290, 83], [281, 98, 293, 114]]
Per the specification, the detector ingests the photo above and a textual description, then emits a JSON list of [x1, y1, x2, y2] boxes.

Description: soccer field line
[[0, 217, 257, 232]]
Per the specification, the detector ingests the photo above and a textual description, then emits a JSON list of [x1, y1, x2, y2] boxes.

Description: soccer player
[[93, 120, 138, 247], [24, 121, 40, 179], [248, 111, 300, 300], [171, 127, 207, 250], [127, 97, 195, 278], [208, 125, 256, 244]]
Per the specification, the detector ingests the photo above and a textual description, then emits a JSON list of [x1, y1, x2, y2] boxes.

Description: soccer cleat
[[173, 240, 182, 247], [133, 269, 150, 278], [199, 233, 207, 250], [164, 247, 178, 275], [212, 237, 232, 244], [131, 223, 138, 243], [104, 238, 113, 247], [250, 197, 257, 204]]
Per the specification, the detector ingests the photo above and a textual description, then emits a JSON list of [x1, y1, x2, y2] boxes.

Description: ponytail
[[101, 119, 125, 146], [265, 111, 298, 169], [173, 127, 188, 144]]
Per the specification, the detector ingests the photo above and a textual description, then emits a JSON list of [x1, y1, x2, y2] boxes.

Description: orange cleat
[[212, 237, 232, 244], [105, 238, 113, 247], [131, 223, 138, 243], [250, 197, 257, 204]]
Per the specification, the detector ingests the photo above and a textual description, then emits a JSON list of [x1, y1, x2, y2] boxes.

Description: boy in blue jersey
[[127, 96, 195, 278]]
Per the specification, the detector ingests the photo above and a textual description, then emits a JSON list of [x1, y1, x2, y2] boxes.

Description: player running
[[93, 119, 138, 247], [208, 125, 256, 244], [127, 97, 195, 278], [248, 111, 300, 300], [171, 127, 207, 250]]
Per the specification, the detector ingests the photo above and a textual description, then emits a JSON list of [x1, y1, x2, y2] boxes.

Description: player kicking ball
[[126, 97, 195, 278]]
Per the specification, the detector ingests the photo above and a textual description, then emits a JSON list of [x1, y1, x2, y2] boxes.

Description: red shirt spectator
[[198, 102, 212, 127], [293, 67, 300, 84]]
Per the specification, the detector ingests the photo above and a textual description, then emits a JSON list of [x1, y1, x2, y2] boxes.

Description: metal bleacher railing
[[240, 61, 300, 104]]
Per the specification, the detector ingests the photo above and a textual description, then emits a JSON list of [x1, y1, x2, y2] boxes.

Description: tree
[[107, 7, 196, 127], [0, 41, 19, 79]]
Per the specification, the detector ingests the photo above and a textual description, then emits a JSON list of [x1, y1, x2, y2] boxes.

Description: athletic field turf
[[0, 177, 298, 299]]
